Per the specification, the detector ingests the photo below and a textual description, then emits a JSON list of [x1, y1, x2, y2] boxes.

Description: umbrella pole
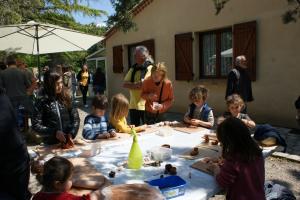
[[36, 25, 41, 82]]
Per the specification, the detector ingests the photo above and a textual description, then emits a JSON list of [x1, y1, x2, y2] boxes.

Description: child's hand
[[129, 125, 135, 128], [140, 125, 147, 131], [191, 119, 201, 125], [97, 133, 110, 139], [68, 134, 75, 147], [56, 131, 66, 142], [110, 131, 116, 137], [184, 117, 191, 123]]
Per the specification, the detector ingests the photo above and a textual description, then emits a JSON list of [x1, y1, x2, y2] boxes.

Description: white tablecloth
[[29, 128, 272, 200]]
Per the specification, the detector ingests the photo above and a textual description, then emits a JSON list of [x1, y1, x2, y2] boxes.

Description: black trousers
[[145, 110, 167, 124], [79, 85, 89, 105], [130, 109, 145, 126]]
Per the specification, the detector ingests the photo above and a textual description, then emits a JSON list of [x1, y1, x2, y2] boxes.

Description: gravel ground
[[26, 99, 300, 199]]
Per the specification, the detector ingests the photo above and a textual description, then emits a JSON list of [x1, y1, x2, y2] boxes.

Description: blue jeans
[[10, 97, 34, 121], [94, 86, 104, 95]]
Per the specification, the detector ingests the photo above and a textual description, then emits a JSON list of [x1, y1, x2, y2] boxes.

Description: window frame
[[128, 42, 142, 70], [199, 27, 233, 79]]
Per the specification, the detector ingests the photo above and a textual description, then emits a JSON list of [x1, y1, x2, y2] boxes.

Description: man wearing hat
[[17, 58, 37, 100], [0, 55, 33, 121]]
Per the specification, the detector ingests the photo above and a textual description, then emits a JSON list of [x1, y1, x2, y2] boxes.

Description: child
[[110, 94, 147, 133], [183, 86, 214, 128], [207, 117, 265, 200], [82, 94, 116, 139], [31, 156, 113, 200], [217, 94, 256, 128]]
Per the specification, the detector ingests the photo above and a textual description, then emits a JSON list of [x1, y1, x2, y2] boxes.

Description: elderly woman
[[140, 62, 174, 124]]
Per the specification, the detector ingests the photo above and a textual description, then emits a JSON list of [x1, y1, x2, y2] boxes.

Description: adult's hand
[[56, 131, 66, 142], [147, 93, 157, 100], [136, 81, 143, 88], [154, 104, 164, 111], [26, 91, 31, 96]]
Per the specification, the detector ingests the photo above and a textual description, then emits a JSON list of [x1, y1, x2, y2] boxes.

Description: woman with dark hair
[[32, 69, 80, 145], [77, 64, 90, 107], [62, 65, 72, 91], [92, 67, 105, 95]]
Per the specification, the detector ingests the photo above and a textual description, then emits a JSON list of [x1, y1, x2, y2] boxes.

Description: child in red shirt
[[31, 156, 113, 200], [208, 117, 265, 200]]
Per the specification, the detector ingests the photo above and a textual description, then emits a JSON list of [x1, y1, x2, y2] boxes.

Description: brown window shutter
[[175, 32, 194, 81], [113, 45, 123, 73], [142, 39, 155, 61], [233, 21, 256, 81]]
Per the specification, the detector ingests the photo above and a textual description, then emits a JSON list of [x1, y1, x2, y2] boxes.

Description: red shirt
[[216, 152, 266, 200], [33, 191, 90, 200]]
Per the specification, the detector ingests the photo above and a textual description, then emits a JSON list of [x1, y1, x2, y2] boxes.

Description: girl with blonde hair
[[140, 62, 174, 124], [110, 94, 148, 133]]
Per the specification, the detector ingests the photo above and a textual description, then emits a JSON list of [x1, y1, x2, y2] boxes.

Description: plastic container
[[148, 175, 187, 199], [157, 127, 173, 137], [81, 144, 101, 157], [149, 146, 172, 161]]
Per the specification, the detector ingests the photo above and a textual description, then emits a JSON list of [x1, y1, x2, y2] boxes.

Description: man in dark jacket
[[0, 86, 31, 200], [225, 55, 253, 113]]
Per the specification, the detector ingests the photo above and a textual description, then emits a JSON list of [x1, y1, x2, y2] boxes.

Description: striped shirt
[[82, 114, 116, 140]]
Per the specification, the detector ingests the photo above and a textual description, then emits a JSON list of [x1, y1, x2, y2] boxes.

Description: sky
[[72, 0, 115, 26]]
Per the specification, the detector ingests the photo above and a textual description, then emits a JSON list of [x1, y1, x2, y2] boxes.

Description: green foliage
[[115, 12, 138, 33], [214, 0, 300, 25], [282, 0, 300, 24], [0, 0, 110, 75], [106, 0, 140, 33], [213, 0, 230, 15], [14, 54, 51, 71]]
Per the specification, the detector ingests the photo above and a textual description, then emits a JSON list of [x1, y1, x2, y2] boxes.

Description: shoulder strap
[[158, 81, 164, 104], [156, 81, 164, 117]]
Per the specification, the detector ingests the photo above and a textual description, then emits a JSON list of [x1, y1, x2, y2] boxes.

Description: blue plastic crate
[[148, 175, 186, 199]]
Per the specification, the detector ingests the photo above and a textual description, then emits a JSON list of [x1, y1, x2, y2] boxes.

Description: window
[[128, 43, 142, 69], [199, 28, 233, 79]]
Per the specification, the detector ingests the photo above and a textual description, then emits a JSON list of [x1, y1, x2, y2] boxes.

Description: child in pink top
[[208, 117, 265, 200], [31, 156, 113, 200]]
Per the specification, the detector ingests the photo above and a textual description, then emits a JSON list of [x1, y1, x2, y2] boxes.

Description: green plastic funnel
[[128, 128, 143, 169]]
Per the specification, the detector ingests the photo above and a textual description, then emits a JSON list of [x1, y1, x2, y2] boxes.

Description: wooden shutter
[[113, 45, 123, 73], [142, 39, 155, 61], [175, 32, 194, 81], [233, 21, 256, 81]]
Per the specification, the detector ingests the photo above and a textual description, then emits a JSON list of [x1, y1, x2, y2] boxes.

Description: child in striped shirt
[[82, 94, 116, 140]]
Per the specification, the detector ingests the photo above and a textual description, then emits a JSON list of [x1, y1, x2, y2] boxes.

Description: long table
[[30, 126, 273, 200]]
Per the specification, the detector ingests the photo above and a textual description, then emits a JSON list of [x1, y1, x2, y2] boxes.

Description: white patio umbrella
[[0, 21, 104, 80], [210, 48, 232, 59]]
